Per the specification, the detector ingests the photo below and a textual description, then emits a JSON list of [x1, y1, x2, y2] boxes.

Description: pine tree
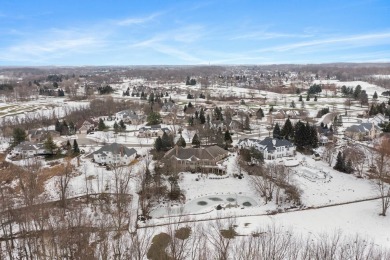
[[44, 134, 57, 154], [199, 108, 206, 124], [299, 95, 303, 101], [244, 115, 250, 130], [334, 151, 344, 171], [55, 119, 62, 133], [314, 95, 317, 101], [98, 118, 106, 131], [12, 128, 26, 147], [154, 136, 163, 151], [176, 135, 186, 147], [373, 91, 378, 100], [119, 120, 126, 131], [191, 133, 200, 148], [306, 94, 310, 101], [293, 121, 306, 149], [73, 140, 80, 154], [224, 130, 233, 145], [281, 118, 294, 140], [66, 140, 72, 152], [273, 123, 281, 138], [310, 125, 318, 148], [161, 132, 173, 150], [113, 121, 119, 133], [256, 108, 264, 119]]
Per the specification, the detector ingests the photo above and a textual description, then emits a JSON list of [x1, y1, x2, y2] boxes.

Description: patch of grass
[[197, 201, 208, 206], [208, 197, 223, 201], [243, 201, 252, 207], [226, 197, 235, 202], [147, 232, 172, 260], [175, 227, 191, 240], [220, 227, 237, 239], [244, 223, 251, 227]]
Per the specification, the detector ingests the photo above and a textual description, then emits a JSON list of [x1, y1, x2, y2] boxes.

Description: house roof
[[14, 141, 44, 151], [91, 143, 137, 157], [164, 145, 228, 161], [238, 137, 294, 152], [345, 123, 380, 133]]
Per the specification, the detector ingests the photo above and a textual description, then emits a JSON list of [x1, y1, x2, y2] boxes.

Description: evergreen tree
[[273, 123, 281, 138], [154, 136, 163, 151], [188, 116, 194, 126], [188, 102, 193, 108], [244, 115, 250, 130], [314, 95, 317, 101], [68, 121, 75, 135], [310, 125, 318, 148], [119, 120, 126, 131], [44, 134, 57, 154], [73, 140, 80, 154], [113, 121, 119, 133], [353, 85, 362, 100], [61, 120, 69, 135], [66, 140, 72, 153], [98, 118, 106, 131], [199, 108, 206, 124], [146, 112, 161, 125], [224, 130, 233, 145], [12, 128, 26, 147], [334, 151, 345, 171], [281, 118, 294, 140], [346, 159, 353, 173], [256, 108, 264, 119], [183, 105, 187, 112], [161, 132, 173, 150], [148, 92, 155, 103], [55, 119, 62, 133], [293, 121, 306, 149], [176, 135, 186, 147], [299, 95, 303, 101], [373, 91, 378, 100], [191, 133, 200, 148], [306, 94, 310, 101]]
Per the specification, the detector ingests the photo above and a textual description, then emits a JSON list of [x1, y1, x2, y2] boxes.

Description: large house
[[344, 122, 381, 141], [76, 120, 96, 134], [12, 141, 49, 158], [27, 129, 60, 142], [115, 109, 145, 124], [237, 137, 296, 160], [164, 145, 229, 174], [138, 125, 170, 138], [91, 143, 137, 165]]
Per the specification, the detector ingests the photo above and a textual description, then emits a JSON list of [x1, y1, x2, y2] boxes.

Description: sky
[[0, 0, 389, 66]]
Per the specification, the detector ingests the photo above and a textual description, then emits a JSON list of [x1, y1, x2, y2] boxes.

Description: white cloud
[[256, 32, 390, 53], [116, 13, 160, 26]]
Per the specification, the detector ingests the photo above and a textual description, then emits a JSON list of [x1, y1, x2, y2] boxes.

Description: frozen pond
[[151, 194, 258, 218]]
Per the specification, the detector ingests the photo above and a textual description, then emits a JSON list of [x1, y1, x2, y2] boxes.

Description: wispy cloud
[[0, 28, 107, 63], [115, 13, 160, 26], [256, 32, 390, 53], [231, 31, 312, 40]]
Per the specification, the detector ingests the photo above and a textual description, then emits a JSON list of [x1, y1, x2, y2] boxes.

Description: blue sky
[[0, 0, 389, 65]]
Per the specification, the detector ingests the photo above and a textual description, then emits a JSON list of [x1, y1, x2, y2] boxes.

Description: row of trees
[[272, 118, 318, 149]]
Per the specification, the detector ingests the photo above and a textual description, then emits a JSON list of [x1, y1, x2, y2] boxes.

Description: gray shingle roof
[[164, 145, 228, 160], [91, 143, 136, 157]]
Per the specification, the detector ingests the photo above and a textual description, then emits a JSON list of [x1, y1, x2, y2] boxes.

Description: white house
[[13, 141, 48, 158], [238, 137, 296, 160], [137, 125, 170, 138], [344, 122, 381, 141], [115, 109, 145, 124], [91, 143, 137, 165]]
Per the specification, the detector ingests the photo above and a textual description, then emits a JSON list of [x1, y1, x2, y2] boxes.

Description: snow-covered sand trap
[[151, 194, 258, 218]]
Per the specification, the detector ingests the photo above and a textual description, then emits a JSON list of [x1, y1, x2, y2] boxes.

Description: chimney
[[272, 139, 277, 147]]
